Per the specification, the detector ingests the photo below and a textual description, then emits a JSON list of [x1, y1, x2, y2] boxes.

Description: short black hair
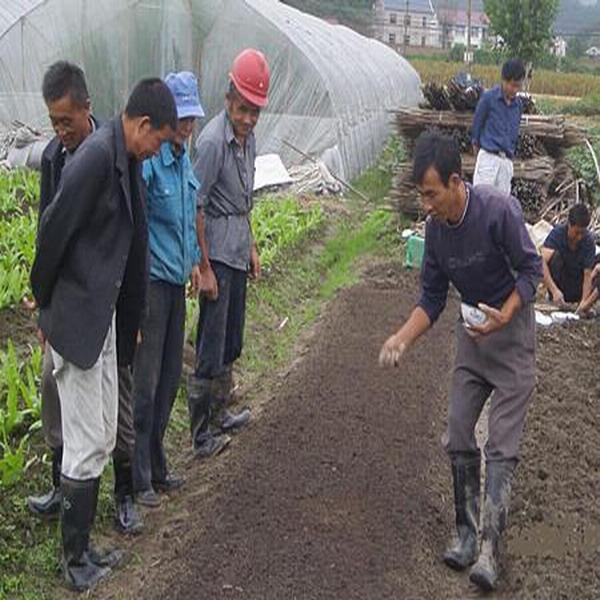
[[125, 78, 177, 131], [42, 61, 89, 106], [412, 131, 462, 186], [568, 203, 591, 228], [502, 59, 526, 82]]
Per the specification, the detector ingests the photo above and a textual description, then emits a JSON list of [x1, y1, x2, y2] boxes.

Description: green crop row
[[0, 170, 39, 310], [252, 195, 325, 270], [0, 342, 42, 488], [185, 194, 326, 341]]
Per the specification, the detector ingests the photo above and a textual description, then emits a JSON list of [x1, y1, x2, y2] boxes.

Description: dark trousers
[[132, 281, 185, 493], [549, 252, 583, 303], [195, 261, 247, 380]]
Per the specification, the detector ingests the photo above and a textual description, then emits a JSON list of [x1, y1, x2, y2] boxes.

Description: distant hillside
[[280, 0, 372, 35], [555, 0, 600, 35]]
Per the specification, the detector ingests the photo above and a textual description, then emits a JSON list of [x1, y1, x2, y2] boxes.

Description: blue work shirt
[[544, 223, 596, 274], [419, 184, 542, 324], [471, 85, 523, 158], [142, 142, 201, 286]]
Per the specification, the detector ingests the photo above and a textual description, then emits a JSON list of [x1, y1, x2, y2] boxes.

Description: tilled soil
[[94, 265, 600, 600]]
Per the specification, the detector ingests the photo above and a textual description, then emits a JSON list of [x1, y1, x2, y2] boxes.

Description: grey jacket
[[31, 117, 148, 370]]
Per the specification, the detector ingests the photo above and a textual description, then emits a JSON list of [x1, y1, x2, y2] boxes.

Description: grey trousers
[[41, 344, 135, 462], [473, 149, 514, 196], [444, 304, 536, 463], [51, 314, 119, 479]]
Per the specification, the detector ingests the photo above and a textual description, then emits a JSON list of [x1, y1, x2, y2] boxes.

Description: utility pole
[[466, 0, 472, 67], [403, 0, 409, 55]]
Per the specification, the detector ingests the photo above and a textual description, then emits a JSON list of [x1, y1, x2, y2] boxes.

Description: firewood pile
[[391, 83, 587, 223]]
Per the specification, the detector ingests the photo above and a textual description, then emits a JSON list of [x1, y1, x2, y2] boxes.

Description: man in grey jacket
[[31, 79, 176, 592]]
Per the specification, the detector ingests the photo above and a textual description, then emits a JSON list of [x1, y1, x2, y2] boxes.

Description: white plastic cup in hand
[[461, 302, 488, 330]]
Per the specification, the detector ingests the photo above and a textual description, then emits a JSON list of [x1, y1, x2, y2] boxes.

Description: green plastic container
[[404, 234, 425, 269]]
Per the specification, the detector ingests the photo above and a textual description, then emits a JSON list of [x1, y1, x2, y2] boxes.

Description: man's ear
[[449, 172, 462, 189], [137, 115, 152, 133]]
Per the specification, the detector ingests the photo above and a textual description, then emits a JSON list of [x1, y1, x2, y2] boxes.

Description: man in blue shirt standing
[[542, 203, 597, 310], [132, 71, 213, 507], [471, 59, 526, 195], [379, 132, 542, 592]]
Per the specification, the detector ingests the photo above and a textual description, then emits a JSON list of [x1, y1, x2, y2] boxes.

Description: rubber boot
[[188, 375, 231, 459], [443, 455, 480, 570], [113, 457, 143, 535], [469, 460, 515, 592], [84, 478, 124, 569], [210, 369, 250, 433], [28, 446, 63, 518], [60, 476, 110, 592]]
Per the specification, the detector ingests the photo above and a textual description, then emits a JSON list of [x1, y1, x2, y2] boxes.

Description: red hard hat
[[229, 49, 270, 108]]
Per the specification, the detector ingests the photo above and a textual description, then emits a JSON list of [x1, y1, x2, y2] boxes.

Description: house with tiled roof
[[373, 0, 441, 51], [436, 7, 490, 49], [374, 0, 493, 53]]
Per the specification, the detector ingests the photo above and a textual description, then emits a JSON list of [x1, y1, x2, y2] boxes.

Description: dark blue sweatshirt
[[418, 184, 542, 324]]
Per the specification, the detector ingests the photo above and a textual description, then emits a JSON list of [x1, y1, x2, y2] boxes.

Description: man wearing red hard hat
[[188, 49, 270, 456]]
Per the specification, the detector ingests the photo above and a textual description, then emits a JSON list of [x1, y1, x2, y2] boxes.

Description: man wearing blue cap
[[131, 71, 227, 507]]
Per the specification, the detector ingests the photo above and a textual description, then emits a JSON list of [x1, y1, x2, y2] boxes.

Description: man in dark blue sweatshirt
[[379, 132, 542, 592]]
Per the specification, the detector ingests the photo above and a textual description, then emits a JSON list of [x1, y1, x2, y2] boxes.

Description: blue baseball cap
[[164, 71, 205, 119]]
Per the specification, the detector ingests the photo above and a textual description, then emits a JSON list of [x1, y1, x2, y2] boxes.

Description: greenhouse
[[0, 0, 421, 178]]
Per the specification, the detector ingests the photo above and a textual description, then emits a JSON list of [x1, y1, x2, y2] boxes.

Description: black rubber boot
[[87, 478, 124, 569], [210, 369, 251, 433], [60, 476, 111, 592], [469, 460, 515, 592], [443, 455, 480, 571], [188, 375, 231, 459], [28, 446, 63, 518], [113, 457, 143, 535]]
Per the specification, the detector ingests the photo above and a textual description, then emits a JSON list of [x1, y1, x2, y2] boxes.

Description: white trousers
[[51, 313, 118, 480], [473, 149, 514, 196]]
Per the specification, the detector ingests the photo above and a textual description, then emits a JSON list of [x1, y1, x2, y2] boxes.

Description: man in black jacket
[[31, 78, 176, 592], [27, 61, 143, 536]]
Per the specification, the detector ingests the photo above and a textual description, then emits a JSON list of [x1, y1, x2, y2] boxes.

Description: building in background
[[551, 36, 568, 58], [374, 0, 440, 51], [586, 46, 600, 59], [374, 0, 490, 53], [436, 8, 489, 50]]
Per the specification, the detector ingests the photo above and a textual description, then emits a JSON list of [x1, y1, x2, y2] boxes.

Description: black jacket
[[31, 117, 148, 370]]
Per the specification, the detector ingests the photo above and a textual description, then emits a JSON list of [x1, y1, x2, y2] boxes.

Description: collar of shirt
[[62, 117, 97, 157], [223, 111, 254, 151], [159, 141, 186, 167], [494, 85, 518, 108]]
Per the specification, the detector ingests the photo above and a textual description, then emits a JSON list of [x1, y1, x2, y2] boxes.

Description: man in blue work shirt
[[542, 203, 597, 310], [379, 132, 542, 593], [131, 71, 217, 507], [471, 59, 526, 195]]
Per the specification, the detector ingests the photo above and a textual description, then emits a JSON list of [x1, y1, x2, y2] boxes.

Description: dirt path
[[93, 265, 600, 600]]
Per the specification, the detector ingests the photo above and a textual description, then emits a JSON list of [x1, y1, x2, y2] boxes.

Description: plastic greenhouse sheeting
[[0, 0, 421, 179]]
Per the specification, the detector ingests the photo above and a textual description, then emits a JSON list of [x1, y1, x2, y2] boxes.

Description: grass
[[409, 58, 600, 98], [0, 139, 406, 599]]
